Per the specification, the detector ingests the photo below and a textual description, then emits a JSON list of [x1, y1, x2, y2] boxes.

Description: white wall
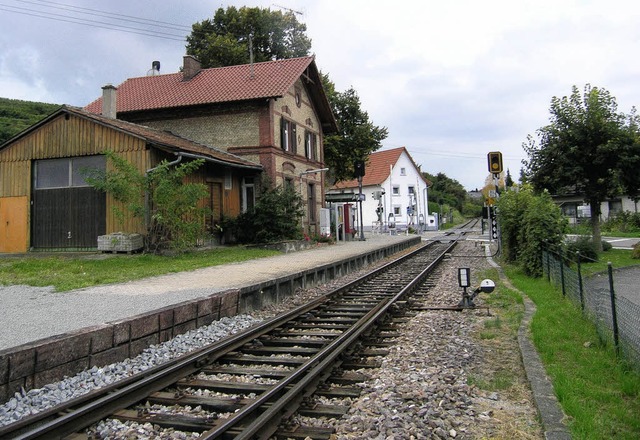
[[353, 153, 429, 231]]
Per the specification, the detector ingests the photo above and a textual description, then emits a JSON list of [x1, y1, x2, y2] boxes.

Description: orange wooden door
[[0, 196, 28, 253]]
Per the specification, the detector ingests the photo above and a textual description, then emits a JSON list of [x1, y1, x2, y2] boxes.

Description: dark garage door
[[32, 156, 106, 249]]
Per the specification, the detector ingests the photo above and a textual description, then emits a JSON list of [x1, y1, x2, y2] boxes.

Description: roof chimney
[[183, 55, 201, 81], [101, 84, 117, 119]]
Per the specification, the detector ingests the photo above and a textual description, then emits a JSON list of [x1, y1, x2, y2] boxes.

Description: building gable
[[84, 56, 337, 134], [331, 147, 427, 190]]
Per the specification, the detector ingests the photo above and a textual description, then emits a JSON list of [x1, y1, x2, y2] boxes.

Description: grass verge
[[0, 247, 280, 291], [579, 248, 639, 277], [504, 265, 640, 440]]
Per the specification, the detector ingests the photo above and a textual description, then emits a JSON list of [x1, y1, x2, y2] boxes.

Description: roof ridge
[[123, 55, 316, 81]]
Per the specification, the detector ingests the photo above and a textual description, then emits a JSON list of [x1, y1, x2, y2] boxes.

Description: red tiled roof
[[85, 56, 317, 114], [332, 147, 427, 189]]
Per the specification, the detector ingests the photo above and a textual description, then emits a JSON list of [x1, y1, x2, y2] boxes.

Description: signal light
[[487, 151, 503, 174]]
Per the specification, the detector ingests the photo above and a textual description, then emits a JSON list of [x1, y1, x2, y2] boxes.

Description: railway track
[[2, 230, 473, 439]]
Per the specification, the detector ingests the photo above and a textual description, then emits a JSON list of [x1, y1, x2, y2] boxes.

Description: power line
[[0, 0, 189, 41], [17, 0, 192, 31], [382, 143, 523, 161]]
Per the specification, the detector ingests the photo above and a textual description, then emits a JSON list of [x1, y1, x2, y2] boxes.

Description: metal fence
[[542, 248, 640, 370]]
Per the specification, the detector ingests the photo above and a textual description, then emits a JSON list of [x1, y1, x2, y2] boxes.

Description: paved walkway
[[0, 233, 420, 351]]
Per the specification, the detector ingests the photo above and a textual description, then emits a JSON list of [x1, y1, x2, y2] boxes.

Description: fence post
[[560, 253, 566, 297], [608, 262, 620, 356], [546, 248, 551, 282], [577, 252, 585, 312]]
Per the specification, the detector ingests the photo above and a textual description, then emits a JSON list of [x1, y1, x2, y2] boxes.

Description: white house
[[327, 147, 435, 233], [553, 193, 639, 224]]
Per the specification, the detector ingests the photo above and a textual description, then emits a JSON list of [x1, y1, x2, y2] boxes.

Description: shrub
[[85, 151, 209, 253], [632, 243, 640, 259], [602, 211, 640, 233], [230, 178, 304, 244], [497, 185, 567, 276], [565, 236, 599, 262], [601, 240, 612, 252]]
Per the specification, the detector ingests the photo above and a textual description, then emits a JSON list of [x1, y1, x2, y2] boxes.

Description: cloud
[[2, 0, 640, 189]]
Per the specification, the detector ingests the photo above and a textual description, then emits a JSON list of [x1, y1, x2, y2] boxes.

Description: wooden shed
[[0, 106, 262, 252]]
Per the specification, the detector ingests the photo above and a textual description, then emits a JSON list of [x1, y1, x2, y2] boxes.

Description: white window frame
[[242, 177, 255, 212]]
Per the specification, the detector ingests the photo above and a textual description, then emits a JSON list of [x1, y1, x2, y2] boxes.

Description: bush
[[85, 151, 209, 253], [632, 243, 640, 259], [601, 240, 612, 251], [565, 236, 599, 262], [497, 185, 568, 276], [230, 178, 304, 244], [602, 211, 640, 233]]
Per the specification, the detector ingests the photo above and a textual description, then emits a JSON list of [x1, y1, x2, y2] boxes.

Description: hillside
[[0, 97, 60, 145]]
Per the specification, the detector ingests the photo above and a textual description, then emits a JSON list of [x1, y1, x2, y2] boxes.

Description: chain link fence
[[542, 248, 640, 370]]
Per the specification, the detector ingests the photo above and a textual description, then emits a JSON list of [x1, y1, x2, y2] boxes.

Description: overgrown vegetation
[[0, 247, 279, 292], [497, 185, 568, 276], [0, 97, 59, 144], [226, 178, 305, 244], [504, 265, 640, 439], [602, 211, 640, 234], [565, 236, 611, 262], [86, 151, 209, 252]]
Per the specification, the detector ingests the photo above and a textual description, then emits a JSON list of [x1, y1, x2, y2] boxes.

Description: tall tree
[[321, 73, 388, 182], [186, 6, 311, 67], [523, 84, 640, 250], [422, 171, 467, 213], [186, 7, 387, 183]]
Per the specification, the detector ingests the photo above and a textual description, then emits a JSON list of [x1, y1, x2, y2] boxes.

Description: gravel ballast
[[0, 241, 544, 439]]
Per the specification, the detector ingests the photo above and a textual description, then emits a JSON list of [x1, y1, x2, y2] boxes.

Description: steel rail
[[201, 239, 458, 439], [1, 239, 455, 439]]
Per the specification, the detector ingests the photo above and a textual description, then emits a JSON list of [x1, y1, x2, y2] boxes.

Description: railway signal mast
[[487, 152, 503, 242]]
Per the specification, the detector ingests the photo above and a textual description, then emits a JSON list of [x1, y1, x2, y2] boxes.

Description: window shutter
[[280, 118, 288, 151], [311, 133, 317, 161], [291, 123, 297, 154]]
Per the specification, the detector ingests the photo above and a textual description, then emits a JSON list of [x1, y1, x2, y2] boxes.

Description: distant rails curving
[[2, 221, 478, 440]]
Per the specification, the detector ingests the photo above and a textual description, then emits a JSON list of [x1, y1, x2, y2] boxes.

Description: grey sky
[[2, 0, 639, 189]]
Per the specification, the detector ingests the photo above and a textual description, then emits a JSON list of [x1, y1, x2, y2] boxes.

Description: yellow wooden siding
[[0, 113, 152, 240], [104, 148, 150, 235], [0, 161, 30, 197]]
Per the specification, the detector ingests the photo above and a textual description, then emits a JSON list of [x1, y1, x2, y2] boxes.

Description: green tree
[[422, 171, 467, 213], [322, 74, 388, 182], [185, 7, 386, 184], [186, 6, 311, 67], [86, 151, 209, 252], [497, 185, 567, 276], [505, 168, 515, 188], [523, 84, 640, 251]]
